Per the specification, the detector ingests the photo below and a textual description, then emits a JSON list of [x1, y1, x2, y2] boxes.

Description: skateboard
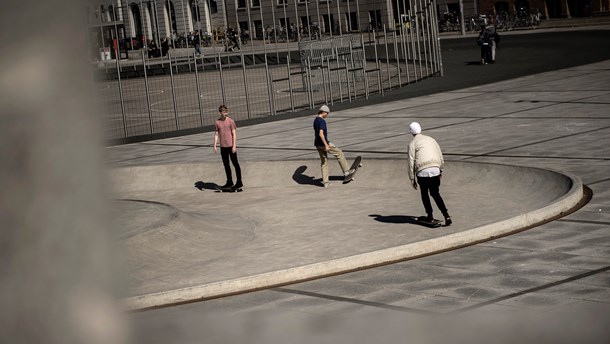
[[343, 156, 363, 184], [215, 185, 243, 193], [415, 216, 442, 228]]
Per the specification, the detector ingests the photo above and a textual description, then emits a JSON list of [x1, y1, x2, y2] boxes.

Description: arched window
[[165, 1, 178, 34], [143, 5, 153, 40], [130, 4, 143, 39], [191, 0, 200, 21], [108, 5, 115, 22]]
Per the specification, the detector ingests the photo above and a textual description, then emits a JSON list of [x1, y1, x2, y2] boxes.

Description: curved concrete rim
[[121, 164, 585, 312]]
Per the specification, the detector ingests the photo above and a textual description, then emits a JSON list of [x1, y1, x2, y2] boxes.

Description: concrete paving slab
[[108, 155, 584, 310], [107, 58, 610, 330]]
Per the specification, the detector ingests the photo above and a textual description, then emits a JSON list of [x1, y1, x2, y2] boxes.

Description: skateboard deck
[[415, 216, 442, 228], [343, 156, 363, 184], [215, 185, 243, 193]]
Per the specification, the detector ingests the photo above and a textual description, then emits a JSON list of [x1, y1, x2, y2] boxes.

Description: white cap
[[409, 122, 422, 134], [319, 105, 330, 113]]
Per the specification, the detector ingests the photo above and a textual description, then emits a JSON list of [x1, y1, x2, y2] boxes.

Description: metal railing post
[[218, 52, 227, 105], [142, 50, 154, 133], [321, 63, 328, 105], [400, 22, 410, 84], [241, 51, 251, 119], [431, 0, 444, 76], [286, 57, 295, 112], [383, 25, 392, 89], [168, 51, 180, 130], [194, 52, 205, 127], [371, 30, 382, 96], [326, 57, 334, 105], [115, 56, 127, 138], [344, 57, 352, 101], [361, 35, 369, 99], [306, 57, 314, 108], [421, 0, 431, 76], [335, 47, 344, 103], [264, 56, 276, 116], [349, 42, 358, 99], [393, 30, 402, 87]]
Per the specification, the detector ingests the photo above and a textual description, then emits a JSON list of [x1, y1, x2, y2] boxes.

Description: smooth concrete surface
[[112, 43, 609, 344], [110, 160, 582, 310], [102, 55, 610, 310], [1, 2, 128, 344]]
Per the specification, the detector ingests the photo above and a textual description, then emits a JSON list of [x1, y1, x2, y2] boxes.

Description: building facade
[[435, 0, 610, 18], [86, 0, 227, 59], [86, 0, 609, 59], [87, 0, 438, 58]]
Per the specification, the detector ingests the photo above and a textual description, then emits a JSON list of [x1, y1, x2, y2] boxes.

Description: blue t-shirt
[[313, 116, 328, 147]]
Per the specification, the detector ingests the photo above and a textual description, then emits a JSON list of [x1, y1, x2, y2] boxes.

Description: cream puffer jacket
[[407, 134, 444, 181]]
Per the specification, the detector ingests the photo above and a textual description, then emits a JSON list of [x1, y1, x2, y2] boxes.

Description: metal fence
[[94, 1, 442, 142]]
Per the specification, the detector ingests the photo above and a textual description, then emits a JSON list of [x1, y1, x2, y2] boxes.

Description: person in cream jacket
[[407, 122, 452, 226]]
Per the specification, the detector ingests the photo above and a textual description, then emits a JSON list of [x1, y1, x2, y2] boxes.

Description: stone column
[[0, 0, 126, 343]]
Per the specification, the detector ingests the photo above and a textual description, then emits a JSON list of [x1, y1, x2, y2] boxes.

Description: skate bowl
[[108, 159, 585, 311]]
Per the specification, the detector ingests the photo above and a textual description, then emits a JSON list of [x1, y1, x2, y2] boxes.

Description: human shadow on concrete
[[369, 214, 419, 224], [194, 181, 220, 191], [292, 166, 344, 187], [292, 166, 319, 186]]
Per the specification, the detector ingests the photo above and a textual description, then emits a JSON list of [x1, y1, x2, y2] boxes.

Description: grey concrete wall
[[0, 1, 125, 343]]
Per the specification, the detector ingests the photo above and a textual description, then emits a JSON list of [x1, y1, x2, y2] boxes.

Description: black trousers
[[417, 175, 449, 218], [220, 147, 241, 184], [480, 44, 492, 63]]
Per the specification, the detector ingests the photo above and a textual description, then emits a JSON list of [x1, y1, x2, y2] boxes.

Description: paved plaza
[[105, 54, 610, 342], [3, 4, 609, 343]]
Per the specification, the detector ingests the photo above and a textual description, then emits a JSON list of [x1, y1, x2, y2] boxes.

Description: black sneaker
[[445, 216, 452, 226], [233, 181, 243, 189], [221, 182, 234, 189], [418, 215, 435, 223]]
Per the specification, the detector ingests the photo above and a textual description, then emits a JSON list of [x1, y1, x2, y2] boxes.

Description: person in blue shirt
[[314, 105, 352, 187]]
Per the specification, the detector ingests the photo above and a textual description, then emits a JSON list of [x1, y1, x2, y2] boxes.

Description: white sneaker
[[344, 169, 355, 176], [323, 182, 331, 188]]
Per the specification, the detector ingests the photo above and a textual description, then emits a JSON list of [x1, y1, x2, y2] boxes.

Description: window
[[237, 0, 246, 9], [277, 0, 288, 5], [108, 5, 115, 22], [251, 0, 260, 7]]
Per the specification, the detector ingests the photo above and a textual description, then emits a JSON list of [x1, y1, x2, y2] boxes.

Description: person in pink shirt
[[213, 105, 243, 190]]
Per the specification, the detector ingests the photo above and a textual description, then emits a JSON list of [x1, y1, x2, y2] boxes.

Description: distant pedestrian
[[147, 40, 160, 58], [477, 24, 499, 64], [161, 37, 169, 57], [225, 27, 240, 52], [313, 105, 353, 187], [407, 122, 452, 226], [193, 30, 202, 56], [214, 105, 243, 190], [486, 24, 500, 63]]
